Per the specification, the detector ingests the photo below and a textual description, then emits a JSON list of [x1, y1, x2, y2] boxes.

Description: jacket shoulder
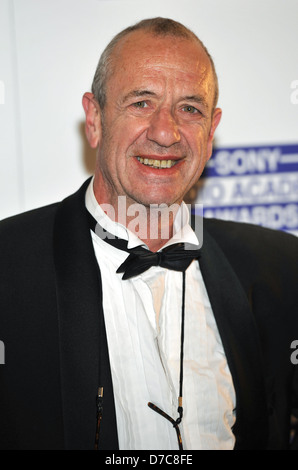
[[202, 217, 298, 283], [0, 203, 59, 229], [0, 203, 60, 257], [203, 217, 298, 252]]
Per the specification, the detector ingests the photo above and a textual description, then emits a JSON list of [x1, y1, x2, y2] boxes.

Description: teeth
[[137, 157, 177, 169]]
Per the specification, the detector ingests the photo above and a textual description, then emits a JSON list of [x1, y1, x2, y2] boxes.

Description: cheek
[[183, 132, 210, 183], [100, 126, 126, 167], [107, 118, 147, 158], [184, 130, 206, 162]]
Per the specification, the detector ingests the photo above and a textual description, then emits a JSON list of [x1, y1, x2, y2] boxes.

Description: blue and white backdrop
[[1, 0, 297, 236]]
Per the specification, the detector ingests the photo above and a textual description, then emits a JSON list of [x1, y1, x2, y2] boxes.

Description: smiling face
[[84, 30, 221, 209]]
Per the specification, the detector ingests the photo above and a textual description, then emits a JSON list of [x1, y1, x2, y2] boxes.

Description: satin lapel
[[53, 179, 118, 450], [199, 227, 269, 449]]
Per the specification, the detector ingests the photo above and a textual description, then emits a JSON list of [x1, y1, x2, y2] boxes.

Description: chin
[[137, 193, 182, 208]]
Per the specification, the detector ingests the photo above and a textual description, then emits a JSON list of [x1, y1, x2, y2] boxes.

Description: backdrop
[[1, 0, 298, 235]]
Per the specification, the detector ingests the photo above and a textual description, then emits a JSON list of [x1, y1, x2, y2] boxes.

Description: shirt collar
[[85, 177, 199, 250]]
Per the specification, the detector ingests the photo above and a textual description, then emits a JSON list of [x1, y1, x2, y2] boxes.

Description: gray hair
[[91, 17, 219, 111]]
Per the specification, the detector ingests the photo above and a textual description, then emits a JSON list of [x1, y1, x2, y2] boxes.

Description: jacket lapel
[[53, 178, 118, 450], [199, 226, 269, 449]]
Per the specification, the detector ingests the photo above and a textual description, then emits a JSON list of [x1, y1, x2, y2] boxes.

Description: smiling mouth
[[136, 157, 179, 169]]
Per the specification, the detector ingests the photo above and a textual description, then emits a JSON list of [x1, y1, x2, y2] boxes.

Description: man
[[0, 17, 297, 450]]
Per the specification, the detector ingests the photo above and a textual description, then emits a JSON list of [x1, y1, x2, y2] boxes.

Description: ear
[[206, 107, 222, 160], [82, 92, 102, 148]]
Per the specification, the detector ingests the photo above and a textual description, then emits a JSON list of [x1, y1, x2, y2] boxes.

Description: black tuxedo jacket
[[0, 178, 298, 450]]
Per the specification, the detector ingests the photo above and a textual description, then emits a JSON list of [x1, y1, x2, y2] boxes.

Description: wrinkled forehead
[[112, 30, 211, 72], [107, 31, 216, 105]]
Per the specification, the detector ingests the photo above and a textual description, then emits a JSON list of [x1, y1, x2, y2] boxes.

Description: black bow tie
[[87, 210, 201, 279], [116, 243, 201, 280]]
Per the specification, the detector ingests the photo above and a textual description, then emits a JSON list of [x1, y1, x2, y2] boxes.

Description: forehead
[[108, 31, 215, 103]]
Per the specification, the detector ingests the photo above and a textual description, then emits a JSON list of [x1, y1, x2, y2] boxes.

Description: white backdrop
[[1, 0, 298, 231]]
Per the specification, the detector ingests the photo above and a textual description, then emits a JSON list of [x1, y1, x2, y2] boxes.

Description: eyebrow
[[181, 95, 209, 111], [121, 89, 157, 104]]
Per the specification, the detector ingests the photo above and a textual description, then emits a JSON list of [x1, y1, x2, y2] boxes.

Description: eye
[[182, 105, 199, 114], [133, 101, 148, 108]]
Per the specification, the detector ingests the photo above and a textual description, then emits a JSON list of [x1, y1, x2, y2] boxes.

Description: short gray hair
[[91, 17, 219, 111]]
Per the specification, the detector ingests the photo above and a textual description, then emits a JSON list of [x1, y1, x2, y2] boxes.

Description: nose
[[147, 108, 181, 147]]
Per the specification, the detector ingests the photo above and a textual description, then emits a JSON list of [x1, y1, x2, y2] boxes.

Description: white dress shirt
[[85, 179, 236, 450]]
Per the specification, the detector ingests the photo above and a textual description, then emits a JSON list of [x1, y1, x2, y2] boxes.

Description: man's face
[[86, 31, 221, 208]]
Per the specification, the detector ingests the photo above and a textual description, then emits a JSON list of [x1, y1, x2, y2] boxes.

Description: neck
[[93, 178, 181, 252], [116, 201, 181, 252]]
